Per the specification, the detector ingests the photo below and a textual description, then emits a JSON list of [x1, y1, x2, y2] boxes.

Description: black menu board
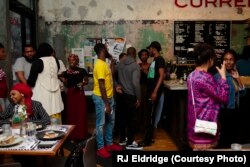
[[174, 21, 231, 58]]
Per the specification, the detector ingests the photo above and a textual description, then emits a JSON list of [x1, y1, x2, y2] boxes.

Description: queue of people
[[0, 40, 250, 158]]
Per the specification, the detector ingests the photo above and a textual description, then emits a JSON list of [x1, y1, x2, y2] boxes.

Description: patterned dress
[[187, 70, 229, 147]]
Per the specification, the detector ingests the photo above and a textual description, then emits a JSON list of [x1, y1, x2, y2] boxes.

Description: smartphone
[[37, 141, 57, 148]]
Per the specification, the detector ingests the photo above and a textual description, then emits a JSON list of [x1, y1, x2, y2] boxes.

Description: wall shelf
[[176, 64, 195, 67]]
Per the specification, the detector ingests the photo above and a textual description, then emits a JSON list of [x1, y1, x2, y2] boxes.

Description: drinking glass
[[50, 118, 58, 129], [26, 122, 36, 137], [2, 124, 12, 136], [231, 143, 242, 151]]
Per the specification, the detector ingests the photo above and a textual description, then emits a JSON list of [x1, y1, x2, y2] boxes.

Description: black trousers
[[119, 93, 137, 145], [114, 93, 122, 137], [142, 90, 162, 142], [217, 107, 240, 148]]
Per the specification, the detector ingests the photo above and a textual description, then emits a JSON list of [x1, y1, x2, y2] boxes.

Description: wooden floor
[[87, 109, 178, 167], [86, 106, 178, 151]]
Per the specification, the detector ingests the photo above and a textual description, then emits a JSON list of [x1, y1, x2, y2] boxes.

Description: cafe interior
[[1, 0, 250, 166]]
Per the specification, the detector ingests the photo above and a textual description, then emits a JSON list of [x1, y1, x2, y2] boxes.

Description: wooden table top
[[0, 125, 75, 156]]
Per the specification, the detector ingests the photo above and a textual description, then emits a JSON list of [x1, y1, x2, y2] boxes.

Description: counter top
[[164, 79, 250, 90], [163, 80, 187, 90]]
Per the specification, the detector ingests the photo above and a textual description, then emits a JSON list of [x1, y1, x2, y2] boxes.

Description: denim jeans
[[92, 94, 115, 149]]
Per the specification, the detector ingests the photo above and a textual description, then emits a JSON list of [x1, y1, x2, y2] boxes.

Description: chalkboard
[[174, 21, 231, 58]]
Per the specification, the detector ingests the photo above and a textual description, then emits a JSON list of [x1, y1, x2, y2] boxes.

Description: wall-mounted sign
[[174, 21, 231, 58], [174, 0, 250, 8]]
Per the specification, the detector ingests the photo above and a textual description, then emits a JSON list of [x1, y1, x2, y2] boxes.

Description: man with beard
[[13, 44, 36, 84], [139, 41, 166, 147]]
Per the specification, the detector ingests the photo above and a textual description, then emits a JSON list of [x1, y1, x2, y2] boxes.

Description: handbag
[[190, 73, 217, 136], [194, 119, 217, 136]]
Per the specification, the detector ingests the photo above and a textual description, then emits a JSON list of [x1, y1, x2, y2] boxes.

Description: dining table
[[0, 125, 75, 156]]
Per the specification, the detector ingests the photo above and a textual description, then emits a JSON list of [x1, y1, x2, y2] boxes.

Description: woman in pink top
[[187, 43, 229, 150]]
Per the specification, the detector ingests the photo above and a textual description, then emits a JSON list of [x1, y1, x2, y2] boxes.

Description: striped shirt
[[0, 101, 50, 126]]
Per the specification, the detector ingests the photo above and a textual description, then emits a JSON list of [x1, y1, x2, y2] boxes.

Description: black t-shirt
[[147, 56, 165, 96], [62, 67, 87, 88], [139, 64, 149, 84]]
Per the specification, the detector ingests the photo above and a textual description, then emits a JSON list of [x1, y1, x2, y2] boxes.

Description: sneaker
[[97, 147, 111, 158], [119, 137, 128, 146], [105, 143, 123, 152], [126, 141, 143, 150]]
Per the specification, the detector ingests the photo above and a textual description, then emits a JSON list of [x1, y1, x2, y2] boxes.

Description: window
[[17, 0, 34, 10], [9, 0, 36, 60]]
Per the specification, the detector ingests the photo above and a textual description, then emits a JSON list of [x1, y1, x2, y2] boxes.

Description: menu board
[[174, 21, 231, 58]]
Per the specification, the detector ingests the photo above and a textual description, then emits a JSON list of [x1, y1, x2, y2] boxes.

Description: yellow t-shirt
[[93, 59, 113, 98]]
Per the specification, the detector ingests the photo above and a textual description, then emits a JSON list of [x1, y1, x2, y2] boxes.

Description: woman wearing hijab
[[59, 54, 89, 141], [1, 83, 50, 126], [27, 43, 64, 120]]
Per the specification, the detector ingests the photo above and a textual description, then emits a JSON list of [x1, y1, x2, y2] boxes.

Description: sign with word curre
[[174, 21, 231, 58], [174, 0, 250, 8]]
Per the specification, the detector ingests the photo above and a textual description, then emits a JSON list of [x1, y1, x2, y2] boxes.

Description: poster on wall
[[82, 38, 102, 74], [71, 38, 126, 74], [72, 48, 84, 68], [102, 38, 126, 62]]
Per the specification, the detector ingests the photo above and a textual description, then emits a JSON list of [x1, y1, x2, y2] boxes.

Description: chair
[[64, 131, 97, 167], [82, 135, 97, 167]]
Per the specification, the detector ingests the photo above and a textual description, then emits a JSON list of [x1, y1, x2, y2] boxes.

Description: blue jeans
[[92, 94, 115, 149]]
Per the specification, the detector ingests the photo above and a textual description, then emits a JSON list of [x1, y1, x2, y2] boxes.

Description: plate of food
[[36, 130, 65, 140], [0, 135, 23, 147]]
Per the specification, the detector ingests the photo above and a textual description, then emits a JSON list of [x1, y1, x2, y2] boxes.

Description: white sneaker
[[119, 137, 127, 146], [126, 141, 143, 150]]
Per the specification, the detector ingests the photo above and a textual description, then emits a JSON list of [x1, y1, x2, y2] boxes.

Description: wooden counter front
[[163, 80, 188, 150]]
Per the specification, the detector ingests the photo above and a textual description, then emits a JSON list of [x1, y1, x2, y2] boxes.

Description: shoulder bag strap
[[190, 72, 197, 119]]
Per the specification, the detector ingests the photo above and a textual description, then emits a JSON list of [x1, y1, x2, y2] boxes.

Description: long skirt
[[66, 87, 88, 140]]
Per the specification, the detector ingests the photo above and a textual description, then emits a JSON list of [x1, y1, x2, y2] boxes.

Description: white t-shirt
[[13, 57, 32, 82]]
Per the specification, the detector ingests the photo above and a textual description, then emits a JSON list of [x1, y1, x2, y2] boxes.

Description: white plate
[[0, 136, 23, 147]]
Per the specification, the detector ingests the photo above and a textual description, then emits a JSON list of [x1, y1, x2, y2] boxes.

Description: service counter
[[163, 80, 188, 150]]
